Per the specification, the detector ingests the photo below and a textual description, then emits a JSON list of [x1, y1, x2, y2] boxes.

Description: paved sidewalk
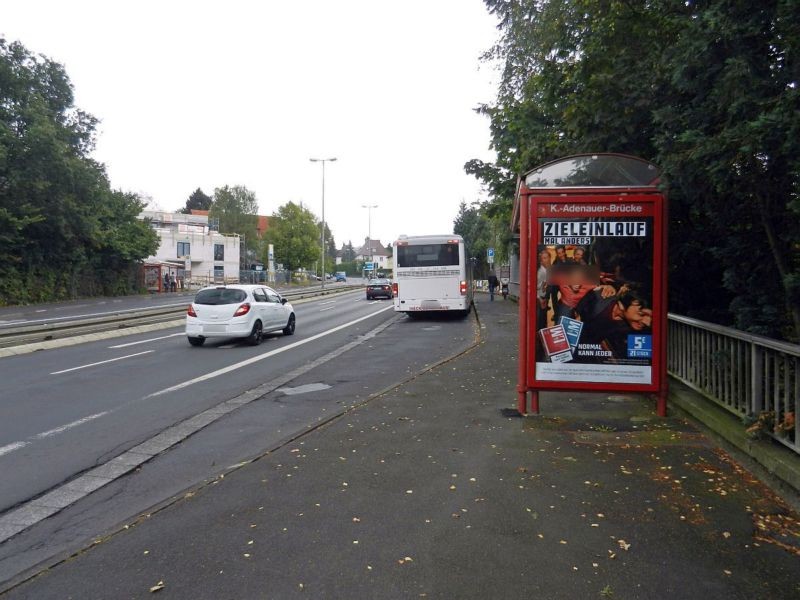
[[5, 299, 799, 599]]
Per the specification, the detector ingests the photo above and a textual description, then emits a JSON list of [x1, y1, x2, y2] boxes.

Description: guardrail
[[667, 313, 799, 455], [0, 285, 363, 349]]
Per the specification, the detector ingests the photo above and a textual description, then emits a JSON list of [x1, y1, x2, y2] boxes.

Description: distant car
[[185, 284, 295, 346], [335, 273, 347, 282], [366, 278, 392, 300]]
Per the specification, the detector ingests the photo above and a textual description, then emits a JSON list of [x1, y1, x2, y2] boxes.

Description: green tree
[[210, 185, 260, 259], [0, 38, 157, 304], [262, 201, 320, 271], [467, 0, 800, 340], [179, 188, 212, 214]]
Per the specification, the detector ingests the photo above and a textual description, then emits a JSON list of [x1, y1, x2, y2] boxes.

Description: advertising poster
[[534, 201, 656, 385]]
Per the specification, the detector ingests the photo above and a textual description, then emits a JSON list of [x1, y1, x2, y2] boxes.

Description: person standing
[[536, 248, 552, 327], [487, 272, 499, 301]]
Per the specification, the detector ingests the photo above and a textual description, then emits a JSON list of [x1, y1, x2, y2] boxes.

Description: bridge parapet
[[668, 314, 799, 455]]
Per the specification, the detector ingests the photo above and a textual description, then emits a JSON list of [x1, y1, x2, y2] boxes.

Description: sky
[[2, 0, 499, 248]]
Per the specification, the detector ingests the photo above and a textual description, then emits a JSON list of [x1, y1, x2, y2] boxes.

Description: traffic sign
[[364, 262, 374, 270], [487, 247, 495, 264]]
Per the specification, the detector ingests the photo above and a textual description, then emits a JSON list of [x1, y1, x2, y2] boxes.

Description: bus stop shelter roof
[[523, 153, 660, 189], [512, 153, 661, 232]]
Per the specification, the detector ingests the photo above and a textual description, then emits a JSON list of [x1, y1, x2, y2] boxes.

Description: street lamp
[[362, 204, 378, 279], [310, 157, 337, 289]]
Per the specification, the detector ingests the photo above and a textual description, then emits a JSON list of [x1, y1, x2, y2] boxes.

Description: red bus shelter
[[513, 154, 668, 416]]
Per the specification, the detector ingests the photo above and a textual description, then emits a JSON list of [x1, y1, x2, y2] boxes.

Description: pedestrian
[[170, 274, 177, 292], [163, 272, 170, 293], [487, 272, 499, 302]]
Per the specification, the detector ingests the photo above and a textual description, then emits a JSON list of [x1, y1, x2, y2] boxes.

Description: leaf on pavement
[[149, 581, 165, 593]]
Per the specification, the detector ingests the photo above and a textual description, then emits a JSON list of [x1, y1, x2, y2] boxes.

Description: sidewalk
[[6, 299, 800, 599]]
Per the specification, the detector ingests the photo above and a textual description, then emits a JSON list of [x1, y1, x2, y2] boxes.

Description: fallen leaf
[[722, 531, 731, 539], [149, 581, 165, 593], [617, 540, 631, 551]]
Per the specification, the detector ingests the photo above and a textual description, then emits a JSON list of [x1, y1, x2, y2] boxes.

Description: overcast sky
[[2, 0, 499, 248]]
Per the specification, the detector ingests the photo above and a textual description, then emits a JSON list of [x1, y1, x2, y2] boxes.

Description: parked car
[[185, 284, 295, 346], [366, 278, 392, 300]]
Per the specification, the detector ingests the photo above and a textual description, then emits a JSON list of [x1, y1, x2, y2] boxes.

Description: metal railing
[[668, 313, 799, 455]]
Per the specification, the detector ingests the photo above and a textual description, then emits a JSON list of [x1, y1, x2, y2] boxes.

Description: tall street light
[[362, 204, 378, 279], [310, 157, 337, 289]]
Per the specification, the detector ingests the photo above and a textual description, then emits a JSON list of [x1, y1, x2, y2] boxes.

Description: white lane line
[[149, 304, 395, 397], [319, 300, 336, 306], [50, 350, 154, 375], [35, 309, 47, 313], [369, 301, 380, 305], [319, 307, 336, 312], [109, 332, 184, 348], [0, 441, 29, 458], [33, 412, 110, 439]]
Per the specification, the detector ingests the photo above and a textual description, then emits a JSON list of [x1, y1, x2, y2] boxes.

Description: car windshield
[[369, 279, 389, 285], [194, 288, 248, 305]]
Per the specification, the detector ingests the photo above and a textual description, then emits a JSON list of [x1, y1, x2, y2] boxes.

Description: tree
[[179, 188, 212, 214], [0, 38, 158, 304], [340, 241, 357, 263], [210, 185, 260, 258], [262, 201, 320, 271], [467, 0, 800, 340]]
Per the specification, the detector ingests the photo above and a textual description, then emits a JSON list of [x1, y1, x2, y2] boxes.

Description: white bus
[[392, 234, 473, 316]]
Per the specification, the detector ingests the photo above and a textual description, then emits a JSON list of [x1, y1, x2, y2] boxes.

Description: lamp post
[[362, 204, 378, 279], [310, 157, 337, 289]]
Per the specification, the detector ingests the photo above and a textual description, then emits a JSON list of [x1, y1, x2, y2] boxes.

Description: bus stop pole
[[517, 189, 530, 415]]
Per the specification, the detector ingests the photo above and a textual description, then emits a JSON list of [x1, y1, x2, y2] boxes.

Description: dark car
[[366, 278, 392, 300]]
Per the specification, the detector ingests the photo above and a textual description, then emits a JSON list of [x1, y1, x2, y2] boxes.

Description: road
[[0, 282, 349, 329], [0, 289, 477, 588]]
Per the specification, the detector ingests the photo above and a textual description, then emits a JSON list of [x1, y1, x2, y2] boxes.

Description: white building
[[139, 211, 240, 286], [355, 238, 390, 272]]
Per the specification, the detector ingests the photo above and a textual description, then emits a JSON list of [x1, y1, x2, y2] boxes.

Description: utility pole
[[310, 157, 337, 289]]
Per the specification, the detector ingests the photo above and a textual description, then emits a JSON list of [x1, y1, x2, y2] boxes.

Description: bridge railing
[[667, 314, 799, 455]]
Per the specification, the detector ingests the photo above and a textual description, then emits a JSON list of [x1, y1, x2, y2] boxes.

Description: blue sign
[[364, 262, 374, 270], [627, 334, 652, 358], [487, 248, 495, 258]]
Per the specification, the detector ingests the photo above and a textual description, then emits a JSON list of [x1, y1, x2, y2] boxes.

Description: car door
[[251, 288, 271, 326], [264, 287, 286, 329]]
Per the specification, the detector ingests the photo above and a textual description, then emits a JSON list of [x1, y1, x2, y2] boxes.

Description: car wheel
[[188, 336, 205, 347], [283, 313, 296, 336], [247, 320, 263, 346]]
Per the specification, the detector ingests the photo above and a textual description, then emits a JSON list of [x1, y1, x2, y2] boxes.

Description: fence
[[668, 313, 799, 455]]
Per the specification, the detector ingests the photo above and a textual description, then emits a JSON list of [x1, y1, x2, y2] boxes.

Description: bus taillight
[[459, 280, 467, 295], [392, 282, 398, 297]]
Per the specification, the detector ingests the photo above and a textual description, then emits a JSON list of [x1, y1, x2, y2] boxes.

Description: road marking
[[319, 307, 335, 312], [320, 300, 336, 306], [0, 441, 29, 458], [35, 309, 47, 313], [369, 301, 380, 305], [34, 412, 110, 439], [0, 314, 401, 544], [148, 305, 395, 397], [109, 333, 184, 348], [50, 351, 154, 375]]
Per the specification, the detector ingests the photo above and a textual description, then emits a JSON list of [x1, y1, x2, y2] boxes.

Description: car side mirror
[[281, 297, 288, 305]]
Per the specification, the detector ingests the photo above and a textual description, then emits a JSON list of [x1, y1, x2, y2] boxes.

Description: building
[[138, 210, 240, 288], [356, 238, 390, 274]]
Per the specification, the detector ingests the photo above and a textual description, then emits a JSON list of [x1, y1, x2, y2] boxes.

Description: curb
[[669, 377, 800, 497]]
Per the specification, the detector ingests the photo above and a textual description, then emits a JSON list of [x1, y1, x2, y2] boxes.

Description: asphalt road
[[0, 290, 477, 588], [0, 282, 349, 329]]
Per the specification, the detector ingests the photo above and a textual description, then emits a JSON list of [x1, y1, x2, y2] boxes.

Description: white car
[[185, 284, 295, 347]]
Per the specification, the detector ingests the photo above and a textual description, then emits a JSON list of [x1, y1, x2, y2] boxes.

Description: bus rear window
[[396, 244, 459, 268]]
